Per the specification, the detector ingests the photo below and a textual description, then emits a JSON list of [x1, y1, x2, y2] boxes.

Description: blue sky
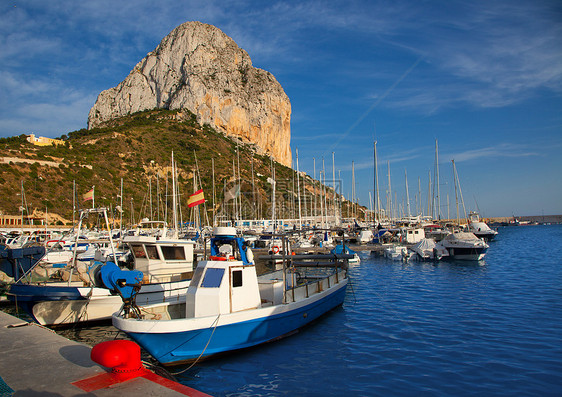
[[1, 0, 561, 217]]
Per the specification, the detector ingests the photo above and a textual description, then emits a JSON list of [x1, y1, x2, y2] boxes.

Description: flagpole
[[92, 186, 95, 209]]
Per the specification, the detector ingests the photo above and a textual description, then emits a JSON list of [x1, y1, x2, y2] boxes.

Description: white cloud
[[444, 143, 540, 163]]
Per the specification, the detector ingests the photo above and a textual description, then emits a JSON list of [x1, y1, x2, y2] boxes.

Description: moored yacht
[[468, 211, 498, 241], [436, 231, 488, 261]]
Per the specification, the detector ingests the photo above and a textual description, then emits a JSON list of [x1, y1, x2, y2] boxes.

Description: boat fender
[[246, 247, 254, 264]]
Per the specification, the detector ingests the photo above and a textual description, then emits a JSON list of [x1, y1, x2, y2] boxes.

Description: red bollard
[[91, 340, 143, 376]]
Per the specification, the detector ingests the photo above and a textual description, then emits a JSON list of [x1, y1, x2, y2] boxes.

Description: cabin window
[[161, 246, 186, 260], [145, 245, 159, 260], [190, 267, 205, 288], [131, 245, 146, 258], [201, 268, 225, 288], [232, 270, 243, 287]]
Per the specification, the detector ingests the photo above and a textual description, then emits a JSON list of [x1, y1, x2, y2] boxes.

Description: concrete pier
[[0, 310, 209, 396]]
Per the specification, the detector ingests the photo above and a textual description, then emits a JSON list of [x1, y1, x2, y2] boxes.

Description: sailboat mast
[[387, 161, 392, 222], [171, 152, 178, 238], [452, 160, 468, 223], [435, 139, 441, 220], [352, 161, 356, 219], [271, 158, 276, 229], [251, 156, 255, 221], [418, 176, 422, 217], [156, 173, 160, 221], [72, 180, 76, 227], [313, 157, 317, 225], [120, 178, 123, 234], [237, 145, 242, 221], [232, 158, 237, 223], [212, 158, 216, 227], [149, 176, 152, 220], [296, 148, 302, 229], [452, 159, 459, 226], [322, 158, 327, 227], [405, 168, 411, 217], [332, 152, 337, 226], [374, 141, 380, 222]]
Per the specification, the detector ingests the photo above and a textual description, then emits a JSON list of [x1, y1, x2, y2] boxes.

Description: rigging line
[[170, 313, 222, 375], [324, 55, 423, 156]]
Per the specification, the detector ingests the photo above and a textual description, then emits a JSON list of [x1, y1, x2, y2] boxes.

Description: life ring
[[272, 246, 280, 254], [209, 255, 227, 261]]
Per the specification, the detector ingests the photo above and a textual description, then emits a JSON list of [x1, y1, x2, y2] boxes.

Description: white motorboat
[[411, 238, 449, 261], [436, 231, 488, 261], [468, 211, 498, 241]]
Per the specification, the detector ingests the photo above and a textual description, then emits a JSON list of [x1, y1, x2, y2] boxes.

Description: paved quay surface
[[0, 310, 209, 396]]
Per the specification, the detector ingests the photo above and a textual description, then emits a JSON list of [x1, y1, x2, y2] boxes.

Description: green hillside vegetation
[[0, 109, 359, 227]]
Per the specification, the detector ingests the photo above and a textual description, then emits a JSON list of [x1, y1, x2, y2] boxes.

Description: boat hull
[[113, 278, 348, 365], [472, 231, 497, 241], [8, 280, 189, 326], [446, 247, 487, 261]]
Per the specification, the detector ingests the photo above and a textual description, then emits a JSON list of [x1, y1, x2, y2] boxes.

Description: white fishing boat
[[8, 210, 196, 326], [112, 227, 349, 366], [123, 220, 196, 283]]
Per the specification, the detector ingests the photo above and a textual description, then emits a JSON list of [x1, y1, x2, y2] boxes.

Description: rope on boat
[[169, 313, 221, 375]]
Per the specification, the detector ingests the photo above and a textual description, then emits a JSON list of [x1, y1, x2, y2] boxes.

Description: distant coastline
[[486, 215, 562, 225]]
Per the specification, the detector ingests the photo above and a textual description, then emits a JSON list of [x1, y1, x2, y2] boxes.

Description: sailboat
[[437, 160, 489, 261]]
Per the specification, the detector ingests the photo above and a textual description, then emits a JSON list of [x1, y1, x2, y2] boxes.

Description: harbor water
[[6, 225, 562, 395], [172, 225, 562, 396]]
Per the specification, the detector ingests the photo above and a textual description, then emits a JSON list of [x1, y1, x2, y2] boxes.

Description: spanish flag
[[187, 189, 205, 208], [82, 187, 94, 201]]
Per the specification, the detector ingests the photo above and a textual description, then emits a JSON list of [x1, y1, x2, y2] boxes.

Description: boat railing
[[141, 271, 192, 284], [269, 235, 350, 304]]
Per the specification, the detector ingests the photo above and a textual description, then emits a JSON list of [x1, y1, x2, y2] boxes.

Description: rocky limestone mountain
[[88, 21, 292, 166]]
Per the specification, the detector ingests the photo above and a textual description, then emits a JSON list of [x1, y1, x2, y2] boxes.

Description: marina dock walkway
[[0, 310, 209, 396]]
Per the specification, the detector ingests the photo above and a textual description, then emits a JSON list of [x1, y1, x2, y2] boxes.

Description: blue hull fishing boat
[[113, 227, 349, 365], [0, 245, 46, 281], [8, 209, 195, 326]]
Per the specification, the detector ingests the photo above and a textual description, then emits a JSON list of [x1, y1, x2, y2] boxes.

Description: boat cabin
[[186, 227, 261, 318], [125, 236, 195, 283], [402, 227, 425, 244]]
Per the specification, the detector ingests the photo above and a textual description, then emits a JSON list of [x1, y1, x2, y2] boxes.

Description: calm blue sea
[[173, 225, 562, 396]]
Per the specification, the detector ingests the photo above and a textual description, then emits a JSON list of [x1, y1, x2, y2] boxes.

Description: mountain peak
[[88, 21, 291, 166]]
